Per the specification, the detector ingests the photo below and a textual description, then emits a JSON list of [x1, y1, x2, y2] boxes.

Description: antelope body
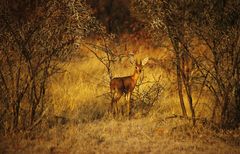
[[110, 57, 148, 117]]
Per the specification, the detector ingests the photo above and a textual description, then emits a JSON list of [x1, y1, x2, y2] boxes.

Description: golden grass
[[48, 45, 176, 118], [47, 43, 221, 122], [1, 44, 239, 153], [1, 118, 239, 153]]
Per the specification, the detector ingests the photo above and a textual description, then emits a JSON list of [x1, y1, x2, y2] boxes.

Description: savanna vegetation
[[0, 0, 240, 153]]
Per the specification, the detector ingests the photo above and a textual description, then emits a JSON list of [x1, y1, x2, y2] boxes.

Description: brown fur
[[110, 58, 148, 117]]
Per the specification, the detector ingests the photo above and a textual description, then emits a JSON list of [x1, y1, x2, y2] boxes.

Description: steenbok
[[110, 57, 148, 117]]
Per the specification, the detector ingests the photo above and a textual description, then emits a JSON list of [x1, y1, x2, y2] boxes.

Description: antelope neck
[[131, 70, 140, 81]]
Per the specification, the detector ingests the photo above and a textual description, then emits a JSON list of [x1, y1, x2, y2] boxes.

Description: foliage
[[0, 0, 98, 133], [131, 0, 240, 128]]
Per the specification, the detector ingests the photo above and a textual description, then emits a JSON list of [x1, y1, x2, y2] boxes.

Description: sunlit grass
[[1, 44, 239, 154], [49, 58, 107, 118], [48, 45, 178, 120]]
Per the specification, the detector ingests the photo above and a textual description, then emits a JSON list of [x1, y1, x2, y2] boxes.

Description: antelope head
[[131, 57, 149, 80]]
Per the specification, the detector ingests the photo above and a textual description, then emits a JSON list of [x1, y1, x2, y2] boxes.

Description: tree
[[188, 0, 240, 128], [131, 0, 190, 120], [0, 0, 97, 132], [131, 0, 240, 127]]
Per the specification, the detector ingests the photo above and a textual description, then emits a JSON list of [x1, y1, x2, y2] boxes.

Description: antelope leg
[[126, 93, 131, 117]]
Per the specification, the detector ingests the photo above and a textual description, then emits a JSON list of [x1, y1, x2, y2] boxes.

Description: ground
[[1, 117, 240, 154], [1, 45, 239, 154]]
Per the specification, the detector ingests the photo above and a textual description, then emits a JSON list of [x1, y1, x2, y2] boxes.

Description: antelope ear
[[141, 57, 149, 66]]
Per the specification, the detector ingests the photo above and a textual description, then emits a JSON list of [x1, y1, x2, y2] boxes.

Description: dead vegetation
[[1, 48, 239, 153], [0, 0, 240, 153], [1, 118, 240, 153]]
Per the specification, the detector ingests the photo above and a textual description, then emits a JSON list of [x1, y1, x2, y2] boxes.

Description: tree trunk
[[163, 0, 187, 117], [182, 77, 196, 126], [172, 38, 187, 117], [176, 51, 187, 117]]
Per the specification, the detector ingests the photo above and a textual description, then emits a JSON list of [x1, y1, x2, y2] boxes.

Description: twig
[[164, 114, 218, 126], [194, 72, 209, 109], [27, 107, 49, 131], [137, 126, 153, 142]]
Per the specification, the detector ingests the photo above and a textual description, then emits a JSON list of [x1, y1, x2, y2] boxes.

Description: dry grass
[[1, 45, 239, 154], [1, 118, 239, 154]]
